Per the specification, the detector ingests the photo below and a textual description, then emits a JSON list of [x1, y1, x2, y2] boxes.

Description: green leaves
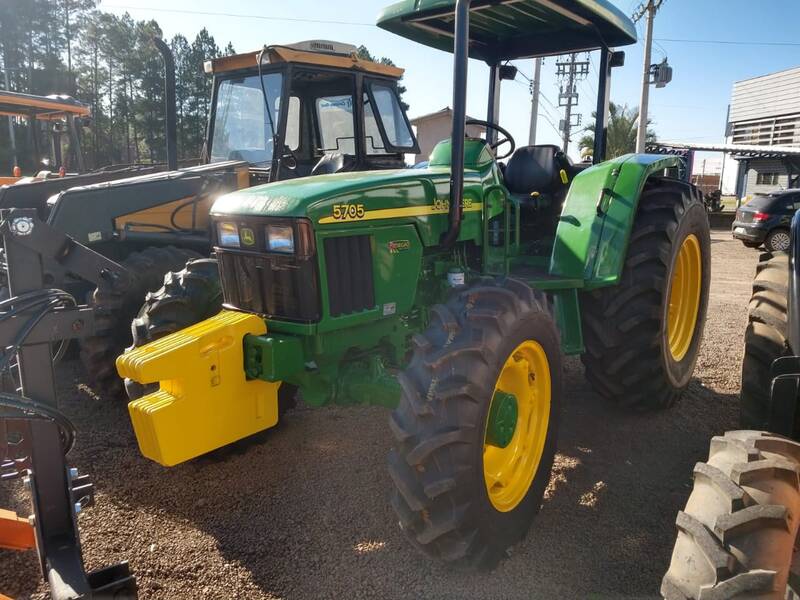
[[578, 102, 657, 159]]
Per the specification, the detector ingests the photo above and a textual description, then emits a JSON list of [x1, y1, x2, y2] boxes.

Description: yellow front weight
[[116, 310, 281, 467]]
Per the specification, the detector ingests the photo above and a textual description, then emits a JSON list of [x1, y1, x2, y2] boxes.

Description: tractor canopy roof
[[207, 40, 405, 79], [377, 0, 637, 63], [0, 91, 90, 120]]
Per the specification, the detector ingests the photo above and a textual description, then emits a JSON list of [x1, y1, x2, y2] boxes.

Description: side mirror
[[610, 51, 625, 68]]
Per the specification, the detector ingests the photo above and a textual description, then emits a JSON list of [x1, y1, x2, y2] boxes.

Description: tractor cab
[[0, 90, 91, 184], [205, 40, 419, 184]]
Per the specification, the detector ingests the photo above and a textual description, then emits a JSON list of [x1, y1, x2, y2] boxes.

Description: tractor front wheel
[[581, 178, 711, 410], [124, 258, 223, 400], [388, 277, 561, 569], [80, 246, 200, 398]]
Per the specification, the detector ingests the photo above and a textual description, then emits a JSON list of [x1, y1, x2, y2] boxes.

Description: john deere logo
[[240, 227, 256, 246], [388, 240, 410, 254]]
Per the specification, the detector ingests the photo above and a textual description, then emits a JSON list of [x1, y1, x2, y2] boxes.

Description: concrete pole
[[562, 53, 576, 153], [528, 57, 541, 145], [635, 1, 654, 153]]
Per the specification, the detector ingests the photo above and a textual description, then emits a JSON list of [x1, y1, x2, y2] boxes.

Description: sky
[[101, 0, 800, 164]]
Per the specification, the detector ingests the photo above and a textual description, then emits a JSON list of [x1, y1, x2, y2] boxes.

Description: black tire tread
[[130, 257, 223, 348], [581, 177, 708, 410], [79, 245, 200, 398], [741, 252, 790, 429], [124, 258, 221, 401], [389, 277, 560, 570]]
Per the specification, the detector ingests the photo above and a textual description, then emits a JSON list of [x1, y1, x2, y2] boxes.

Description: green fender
[[549, 153, 684, 289]]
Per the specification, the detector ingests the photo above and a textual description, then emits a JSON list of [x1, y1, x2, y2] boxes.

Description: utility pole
[[528, 57, 541, 145], [634, 0, 664, 153], [556, 53, 588, 154]]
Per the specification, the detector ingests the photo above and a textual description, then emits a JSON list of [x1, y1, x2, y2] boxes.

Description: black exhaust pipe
[[153, 37, 178, 171]]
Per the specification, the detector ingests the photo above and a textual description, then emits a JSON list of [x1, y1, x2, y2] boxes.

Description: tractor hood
[[211, 168, 451, 221], [210, 138, 497, 225], [210, 139, 498, 247]]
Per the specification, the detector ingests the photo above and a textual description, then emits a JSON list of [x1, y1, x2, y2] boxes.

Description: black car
[[733, 189, 800, 252]]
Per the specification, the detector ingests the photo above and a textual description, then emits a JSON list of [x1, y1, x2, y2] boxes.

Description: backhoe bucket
[[116, 310, 280, 467]]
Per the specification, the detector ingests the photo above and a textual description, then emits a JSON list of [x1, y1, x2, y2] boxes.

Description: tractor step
[[116, 310, 281, 467]]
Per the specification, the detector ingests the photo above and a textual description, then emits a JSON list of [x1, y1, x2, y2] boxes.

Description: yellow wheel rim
[[483, 340, 551, 513], [667, 234, 702, 361]]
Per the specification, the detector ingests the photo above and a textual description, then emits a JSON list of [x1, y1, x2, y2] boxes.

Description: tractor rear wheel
[[661, 430, 800, 599], [741, 252, 790, 430], [79, 246, 200, 398], [389, 277, 561, 570], [581, 178, 710, 410]]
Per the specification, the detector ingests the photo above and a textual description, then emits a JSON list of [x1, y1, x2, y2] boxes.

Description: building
[[409, 107, 485, 164], [721, 66, 800, 198]]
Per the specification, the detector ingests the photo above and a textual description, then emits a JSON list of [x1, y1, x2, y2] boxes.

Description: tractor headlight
[[266, 224, 294, 254], [217, 222, 240, 248]]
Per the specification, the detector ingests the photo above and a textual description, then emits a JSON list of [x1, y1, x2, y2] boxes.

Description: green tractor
[[118, 0, 711, 569]]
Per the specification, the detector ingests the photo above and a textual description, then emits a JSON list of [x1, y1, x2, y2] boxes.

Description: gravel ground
[[1, 228, 756, 600]]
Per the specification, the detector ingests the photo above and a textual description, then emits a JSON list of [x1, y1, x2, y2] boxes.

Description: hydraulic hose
[[0, 288, 78, 454]]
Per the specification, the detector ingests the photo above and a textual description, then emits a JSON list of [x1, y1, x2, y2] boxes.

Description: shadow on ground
[[0, 357, 738, 600], [0, 230, 749, 599]]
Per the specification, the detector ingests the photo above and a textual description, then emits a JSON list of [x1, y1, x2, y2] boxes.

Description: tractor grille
[[323, 235, 375, 316], [217, 249, 320, 322]]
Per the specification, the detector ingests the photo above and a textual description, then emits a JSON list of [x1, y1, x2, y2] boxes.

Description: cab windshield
[[210, 72, 283, 166]]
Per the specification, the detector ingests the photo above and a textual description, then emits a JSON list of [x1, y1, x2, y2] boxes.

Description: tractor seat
[[503, 145, 571, 203]]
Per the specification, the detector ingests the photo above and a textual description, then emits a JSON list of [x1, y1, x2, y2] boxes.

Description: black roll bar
[[442, 0, 472, 249]]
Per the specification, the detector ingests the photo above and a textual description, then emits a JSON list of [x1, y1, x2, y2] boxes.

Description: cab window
[[211, 72, 283, 165], [316, 95, 356, 154], [364, 94, 389, 155], [285, 96, 300, 151], [369, 83, 414, 149]]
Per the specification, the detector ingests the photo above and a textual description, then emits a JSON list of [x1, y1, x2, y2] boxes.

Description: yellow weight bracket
[[116, 310, 280, 467]]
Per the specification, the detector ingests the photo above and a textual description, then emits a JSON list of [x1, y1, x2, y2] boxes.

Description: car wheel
[[765, 228, 790, 252]]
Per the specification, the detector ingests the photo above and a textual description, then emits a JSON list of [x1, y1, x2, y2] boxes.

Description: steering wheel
[[465, 119, 516, 160]]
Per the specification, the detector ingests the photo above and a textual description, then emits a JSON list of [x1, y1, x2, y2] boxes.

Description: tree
[[356, 44, 409, 111], [578, 103, 656, 159], [0, 1, 237, 172]]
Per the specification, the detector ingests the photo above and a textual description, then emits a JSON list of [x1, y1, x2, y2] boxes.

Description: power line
[[103, 4, 375, 27], [510, 78, 561, 139], [102, 5, 800, 47]]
